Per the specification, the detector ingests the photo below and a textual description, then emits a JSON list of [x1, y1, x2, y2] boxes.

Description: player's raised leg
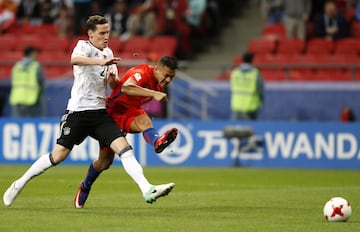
[[153, 128, 178, 153], [128, 113, 178, 154]]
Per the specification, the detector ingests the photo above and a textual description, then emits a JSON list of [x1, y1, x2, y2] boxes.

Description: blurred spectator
[[104, 0, 130, 39], [185, 0, 207, 38], [73, 0, 92, 35], [314, 0, 349, 41], [355, 0, 360, 20], [96, 0, 115, 15], [9, 46, 45, 118], [0, 0, 17, 33], [261, 0, 284, 24], [206, 0, 221, 35], [42, 0, 73, 24], [283, 0, 312, 40], [150, 0, 192, 59], [126, 0, 157, 39], [230, 52, 264, 121], [54, 5, 73, 38], [16, 0, 44, 25], [185, 0, 206, 27], [340, 105, 355, 122], [310, 0, 327, 21]]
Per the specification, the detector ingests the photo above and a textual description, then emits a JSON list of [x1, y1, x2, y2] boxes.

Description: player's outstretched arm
[[122, 79, 168, 101]]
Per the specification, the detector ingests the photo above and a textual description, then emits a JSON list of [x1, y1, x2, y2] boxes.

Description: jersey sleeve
[[71, 40, 91, 58], [127, 68, 147, 86]]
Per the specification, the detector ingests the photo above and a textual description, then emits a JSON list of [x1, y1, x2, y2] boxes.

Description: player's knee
[[93, 159, 112, 171], [102, 159, 113, 170]]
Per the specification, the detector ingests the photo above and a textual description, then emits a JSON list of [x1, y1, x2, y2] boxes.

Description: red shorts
[[102, 107, 147, 153], [109, 107, 148, 133]]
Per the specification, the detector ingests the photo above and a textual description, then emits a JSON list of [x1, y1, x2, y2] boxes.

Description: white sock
[[16, 153, 54, 188], [119, 150, 152, 195]]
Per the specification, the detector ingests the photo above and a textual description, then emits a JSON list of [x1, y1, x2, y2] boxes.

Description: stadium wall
[[1, 80, 360, 121], [1, 118, 359, 169]]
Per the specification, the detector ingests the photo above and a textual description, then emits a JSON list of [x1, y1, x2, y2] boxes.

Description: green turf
[[0, 165, 359, 232]]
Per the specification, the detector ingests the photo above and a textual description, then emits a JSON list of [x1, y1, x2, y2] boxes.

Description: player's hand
[[107, 69, 119, 81], [153, 92, 168, 102], [102, 57, 121, 66]]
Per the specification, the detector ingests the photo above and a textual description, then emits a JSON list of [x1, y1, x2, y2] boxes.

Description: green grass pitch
[[0, 165, 359, 232]]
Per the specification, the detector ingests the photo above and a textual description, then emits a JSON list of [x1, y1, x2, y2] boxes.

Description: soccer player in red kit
[[74, 56, 179, 207], [106, 55, 177, 148]]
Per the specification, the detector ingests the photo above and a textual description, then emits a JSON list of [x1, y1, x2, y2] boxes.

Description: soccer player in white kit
[[3, 15, 174, 208]]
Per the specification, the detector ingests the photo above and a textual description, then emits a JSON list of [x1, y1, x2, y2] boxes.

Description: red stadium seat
[[38, 51, 70, 64], [43, 66, 72, 79], [344, 54, 360, 64], [262, 23, 286, 40], [122, 36, 151, 54], [0, 65, 13, 79], [13, 37, 43, 52], [254, 53, 291, 65], [259, 69, 287, 81], [118, 51, 147, 61], [8, 24, 58, 37], [108, 37, 124, 53], [0, 34, 17, 51], [0, 50, 23, 63], [332, 69, 353, 81], [313, 69, 353, 81], [350, 21, 360, 37], [276, 38, 305, 54], [334, 38, 360, 55], [247, 37, 277, 55], [149, 36, 178, 57], [355, 69, 360, 81], [314, 54, 347, 65], [286, 54, 318, 66], [253, 53, 273, 65], [288, 69, 314, 81], [39, 37, 70, 53], [305, 38, 334, 54]]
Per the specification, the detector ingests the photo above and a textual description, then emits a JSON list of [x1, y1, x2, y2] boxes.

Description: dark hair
[[86, 15, 108, 31], [242, 52, 254, 64], [158, 56, 178, 70], [24, 46, 38, 57]]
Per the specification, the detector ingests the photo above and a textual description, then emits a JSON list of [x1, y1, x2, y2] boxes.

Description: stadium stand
[[216, 1, 360, 82], [0, 26, 178, 79], [0, 0, 243, 80]]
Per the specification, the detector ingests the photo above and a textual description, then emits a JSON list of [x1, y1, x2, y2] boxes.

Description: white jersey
[[67, 40, 117, 111]]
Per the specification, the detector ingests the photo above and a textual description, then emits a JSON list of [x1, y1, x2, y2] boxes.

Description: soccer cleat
[[3, 181, 23, 207], [144, 182, 175, 204], [74, 183, 90, 208], [154, 128, 178, 153]]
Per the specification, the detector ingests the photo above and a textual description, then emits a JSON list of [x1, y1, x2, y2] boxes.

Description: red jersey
[[106, 64, 163, 114]]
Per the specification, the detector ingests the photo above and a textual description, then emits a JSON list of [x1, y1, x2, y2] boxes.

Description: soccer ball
[[323, 197, 352, 222]]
